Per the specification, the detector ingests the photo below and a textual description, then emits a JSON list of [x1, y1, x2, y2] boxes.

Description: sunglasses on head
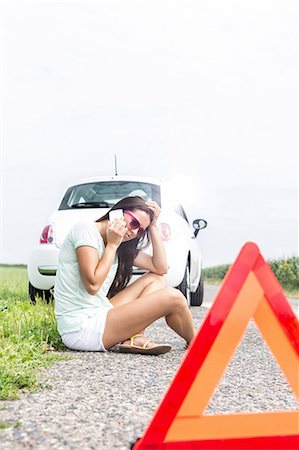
[[124, 210, 146, 236]]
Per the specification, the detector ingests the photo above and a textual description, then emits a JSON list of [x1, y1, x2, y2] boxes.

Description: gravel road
[[1, 285, 298, 450]]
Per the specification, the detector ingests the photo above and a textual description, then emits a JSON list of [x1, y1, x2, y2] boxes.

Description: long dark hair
[[96, 196, 154, 298]]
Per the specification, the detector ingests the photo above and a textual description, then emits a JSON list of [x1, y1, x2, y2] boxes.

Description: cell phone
[[109, 209, 123, 221]]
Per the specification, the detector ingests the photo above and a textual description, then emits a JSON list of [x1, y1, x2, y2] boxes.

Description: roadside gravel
[[1, 302, 298, 449]]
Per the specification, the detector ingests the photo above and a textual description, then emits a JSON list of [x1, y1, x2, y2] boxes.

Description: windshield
[[59, 181, 161, 210]]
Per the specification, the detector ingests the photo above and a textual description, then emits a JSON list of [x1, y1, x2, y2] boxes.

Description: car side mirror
[[192, 219, 207, 237]]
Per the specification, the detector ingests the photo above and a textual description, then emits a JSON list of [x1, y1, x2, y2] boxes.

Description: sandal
[[118, 334, 172, 355]]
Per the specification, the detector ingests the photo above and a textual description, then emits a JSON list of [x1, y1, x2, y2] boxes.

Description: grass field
[[0, 266, 66, 401]]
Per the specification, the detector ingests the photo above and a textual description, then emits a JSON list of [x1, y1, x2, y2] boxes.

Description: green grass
[[203, 256, 299, 298], [0, 266, 67, 403], [0, 420, 21, 430]]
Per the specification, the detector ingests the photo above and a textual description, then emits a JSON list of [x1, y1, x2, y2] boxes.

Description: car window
[[59, 181, 161, 209]]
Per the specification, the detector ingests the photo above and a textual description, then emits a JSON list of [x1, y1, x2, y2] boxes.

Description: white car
[[28, 176, 207, 306]]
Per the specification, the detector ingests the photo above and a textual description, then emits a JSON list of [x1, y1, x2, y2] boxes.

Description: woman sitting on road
[[54, 196, 195, 355]]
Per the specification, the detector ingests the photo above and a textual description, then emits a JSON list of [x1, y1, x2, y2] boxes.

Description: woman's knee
[[163, 287, 188, 311]]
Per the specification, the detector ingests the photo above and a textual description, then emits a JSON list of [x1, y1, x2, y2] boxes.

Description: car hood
[[49, 209, 108, 248]]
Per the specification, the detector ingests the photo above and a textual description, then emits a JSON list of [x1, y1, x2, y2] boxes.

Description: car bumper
[[131, 266, 184, 288], [28, 244, 59, 290], [28, 241, 201, 291]]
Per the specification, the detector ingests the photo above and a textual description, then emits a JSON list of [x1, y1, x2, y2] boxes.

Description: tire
[[176, 264, 191, 307], [190, 277, 204, 306], [29, 282, 53, 303]]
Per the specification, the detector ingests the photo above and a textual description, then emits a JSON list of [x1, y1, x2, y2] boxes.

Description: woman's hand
[[145, 201, 161, 227], [106, 218, 127, 248], [134, 201, 168, 275]]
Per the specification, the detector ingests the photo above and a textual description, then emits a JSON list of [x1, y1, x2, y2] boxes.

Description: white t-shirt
[[54, 220, 118, 335]]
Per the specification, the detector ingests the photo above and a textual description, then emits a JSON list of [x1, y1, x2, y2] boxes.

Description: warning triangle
[[204, 318, 298, 416], [132, 242, 299, 450]]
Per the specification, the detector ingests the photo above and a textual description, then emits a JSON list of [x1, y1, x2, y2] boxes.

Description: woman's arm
[[77, 244, 117, 295], [77, 220, 126, 295], [133, 201, 168, 275]]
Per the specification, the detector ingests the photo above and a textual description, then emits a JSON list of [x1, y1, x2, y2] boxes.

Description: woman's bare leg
[[109, 272, 167, 307], [102, 287, 195, 350], [110, 273, 168, 347]]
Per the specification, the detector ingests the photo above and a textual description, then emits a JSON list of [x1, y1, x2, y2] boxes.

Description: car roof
[[67, 175, 163, 188]]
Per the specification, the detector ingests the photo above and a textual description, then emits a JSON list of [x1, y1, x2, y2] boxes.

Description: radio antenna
[[114, 154, 118, 176]]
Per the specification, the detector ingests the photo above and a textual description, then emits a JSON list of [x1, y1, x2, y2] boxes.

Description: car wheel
[[176, 264, 191, 307], [190, 277, 204, 306], [29, 282, 53, 303]]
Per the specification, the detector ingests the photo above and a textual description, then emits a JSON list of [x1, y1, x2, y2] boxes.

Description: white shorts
[[61, 309, 111, 352]]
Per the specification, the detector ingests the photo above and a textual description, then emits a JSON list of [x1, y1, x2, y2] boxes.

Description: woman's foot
[[118, 334, 171, 355]]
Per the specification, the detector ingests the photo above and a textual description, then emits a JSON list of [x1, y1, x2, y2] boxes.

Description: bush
[[203, 256, 299, 294], [202, 264, 230, 281], [268, 257, 299, 291]]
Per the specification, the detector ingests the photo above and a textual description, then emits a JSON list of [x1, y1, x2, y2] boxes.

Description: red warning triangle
[[132, 242, 299, 450]]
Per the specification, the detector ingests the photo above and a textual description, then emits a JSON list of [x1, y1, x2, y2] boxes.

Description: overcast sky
[[0, 0, 298, 267]]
